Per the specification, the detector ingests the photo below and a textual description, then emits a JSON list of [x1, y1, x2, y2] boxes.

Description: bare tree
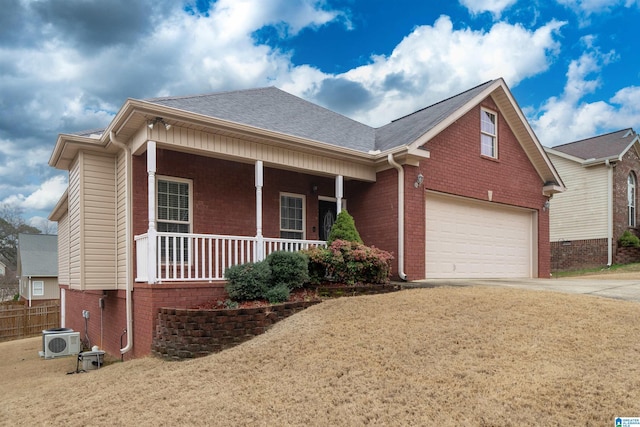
[[0, 203, 41, 268]]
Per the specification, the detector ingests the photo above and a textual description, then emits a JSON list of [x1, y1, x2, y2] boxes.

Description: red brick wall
[[550, 239, 609, 271], [62, 282, 226, 359], [347, 169, 403, 278], [612, 147, 640, 261]]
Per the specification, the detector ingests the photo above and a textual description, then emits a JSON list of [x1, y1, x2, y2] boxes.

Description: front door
[[318, 200, 337, 241]]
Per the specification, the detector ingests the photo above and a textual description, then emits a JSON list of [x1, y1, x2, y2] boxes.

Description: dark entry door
[[318, 200, 337, 241]]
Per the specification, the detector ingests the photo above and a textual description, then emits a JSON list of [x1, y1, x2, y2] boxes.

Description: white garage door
[[425, 193, 534, 278]]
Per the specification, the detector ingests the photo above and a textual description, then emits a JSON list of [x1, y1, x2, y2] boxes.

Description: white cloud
[[300, 16, 564, 127], [527, 46, 640, 146], [2, 175, 68, 211], [459, 0, 518, 17]]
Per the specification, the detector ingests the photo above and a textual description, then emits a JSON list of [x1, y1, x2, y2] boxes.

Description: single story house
[[49, 78, 564, 358], [545, 129, 640, 270], [17, 233, 59, 306]]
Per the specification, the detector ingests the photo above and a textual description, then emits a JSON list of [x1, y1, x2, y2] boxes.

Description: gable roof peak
[[387, 79, 496, 125]]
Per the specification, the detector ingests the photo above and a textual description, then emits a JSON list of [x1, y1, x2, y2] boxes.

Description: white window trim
[[480, 107, 498, 158], [156, 175, 193, 264], [156, 175, 193, 233], [629, 173, 636, 227], [32, 280, 44, 297], [280, 192, 306, 239]]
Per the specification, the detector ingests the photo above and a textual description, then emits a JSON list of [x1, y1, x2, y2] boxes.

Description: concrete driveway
[[405, 278, 640, 302]]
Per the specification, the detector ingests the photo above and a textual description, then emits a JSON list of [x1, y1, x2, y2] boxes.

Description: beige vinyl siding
[[549, 154, 609, 241], [116, 151, 127, 289], [68, 156, 82, 289], [81, 152, 117, 290], [57, 212, 69, 285], [138, 126, 376, 182], [66, 152, 118, 291]]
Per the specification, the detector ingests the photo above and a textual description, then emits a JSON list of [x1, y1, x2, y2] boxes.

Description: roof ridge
[[144, 86, 277, 103], [388, 79, 495, 124], [553, 128, 633, 148]]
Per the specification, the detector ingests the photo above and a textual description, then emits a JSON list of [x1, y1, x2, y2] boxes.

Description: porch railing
[[135, 232, 326, 283]]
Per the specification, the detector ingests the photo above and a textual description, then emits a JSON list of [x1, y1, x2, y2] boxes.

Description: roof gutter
[[387, 153, 407, 281], [109, 131, 133, 355]]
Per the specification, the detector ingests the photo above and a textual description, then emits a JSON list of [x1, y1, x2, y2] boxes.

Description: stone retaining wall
[[152, 300, 321, 360]]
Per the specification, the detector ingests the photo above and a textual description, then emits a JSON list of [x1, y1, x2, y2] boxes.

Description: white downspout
[[387, 154, 407, 280], [606, 159, 614, 266], [110, 131, 133, 355], [28, 276, 32, 307]]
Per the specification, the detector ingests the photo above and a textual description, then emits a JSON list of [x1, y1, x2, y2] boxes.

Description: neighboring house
[[545, 129, 640, 271], [48, 78, 564, 358], [17, 233, 59, 306]]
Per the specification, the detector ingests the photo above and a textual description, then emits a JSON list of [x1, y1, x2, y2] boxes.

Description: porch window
[[157, 177, 192, 260], [280, 193, 305, 239], [629, 173, 636, 227], [481, 108, 497, 158]]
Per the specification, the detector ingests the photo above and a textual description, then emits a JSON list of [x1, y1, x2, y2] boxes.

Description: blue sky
[[2, 0, 640, 230]]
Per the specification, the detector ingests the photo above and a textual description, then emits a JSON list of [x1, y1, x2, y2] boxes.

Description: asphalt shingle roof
[[145, 80, 497, 153], [146, 87, 376, 152], [375, 80, 496, 151], [18, 234, 57, 277], [551, 128, 637, 161]]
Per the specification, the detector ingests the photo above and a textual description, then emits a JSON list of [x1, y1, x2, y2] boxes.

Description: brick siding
[[550, 239, 609, 272]]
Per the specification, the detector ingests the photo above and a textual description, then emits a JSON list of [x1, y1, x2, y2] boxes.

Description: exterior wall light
[[414, 173, 424, 188], [148, 117, 171, 130]]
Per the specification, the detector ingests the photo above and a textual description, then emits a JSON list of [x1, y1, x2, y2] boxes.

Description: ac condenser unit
[[44, 332, 81, 359]]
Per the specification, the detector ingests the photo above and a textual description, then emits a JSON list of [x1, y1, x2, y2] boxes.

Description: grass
[[1, 286, 639, 426], [552, 262, 640, 278]]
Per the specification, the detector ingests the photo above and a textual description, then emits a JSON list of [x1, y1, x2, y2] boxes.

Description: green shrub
[[619, 230, 640, 247], [266, 251, 309, 290], [264, 284, 290, 304], [224, 261, 271, 301], [327, 210, 363, 245], [306, 239, 393, 285]]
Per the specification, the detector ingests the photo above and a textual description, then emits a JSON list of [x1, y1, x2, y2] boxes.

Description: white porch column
[[335, 175, 344, 215], [255, 161, 265, 261], [147, 141, 157, 284]]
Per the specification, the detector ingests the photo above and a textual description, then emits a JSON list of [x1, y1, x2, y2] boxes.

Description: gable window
[[157, 177, 192, 260], [629, 173, 636, 227], [280, 193, 305, 239], [480, 108, 497, 158], [32, 281, 44, 297]]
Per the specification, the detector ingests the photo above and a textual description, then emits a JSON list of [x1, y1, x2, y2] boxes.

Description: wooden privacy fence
[[0, 302, 60, 342]]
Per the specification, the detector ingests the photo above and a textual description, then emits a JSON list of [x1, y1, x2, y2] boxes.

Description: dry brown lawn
[[1, 286, 639, 426]]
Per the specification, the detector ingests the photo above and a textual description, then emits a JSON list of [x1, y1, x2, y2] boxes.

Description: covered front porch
[[133, 140, 360, 284]]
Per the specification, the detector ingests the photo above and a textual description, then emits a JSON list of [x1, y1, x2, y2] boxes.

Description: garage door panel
[[426, 194, 533, 278]]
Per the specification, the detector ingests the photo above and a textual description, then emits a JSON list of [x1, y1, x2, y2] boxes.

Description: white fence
[[135, 232, 326, 283]]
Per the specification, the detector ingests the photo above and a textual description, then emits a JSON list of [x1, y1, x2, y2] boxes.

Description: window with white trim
[[157, 177, 192, 260], [628, 173, 636, 227], [480, 108, 497, 158], [280, 193, 305, 239], [32, 281, 44, 296]]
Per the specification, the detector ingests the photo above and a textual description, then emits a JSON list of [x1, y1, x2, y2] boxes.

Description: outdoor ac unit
[[44, 332, 81, 359]]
